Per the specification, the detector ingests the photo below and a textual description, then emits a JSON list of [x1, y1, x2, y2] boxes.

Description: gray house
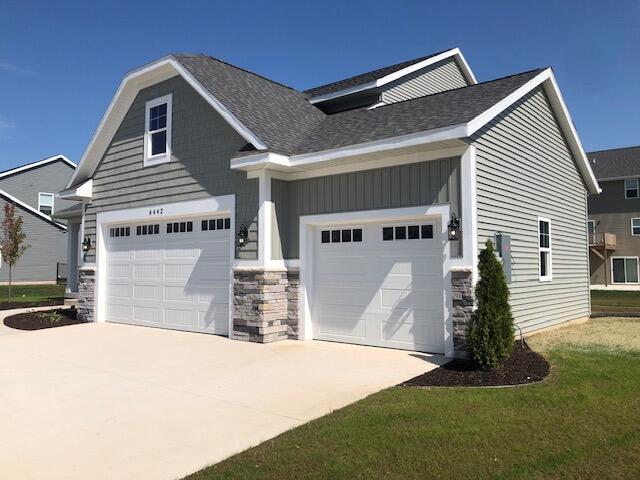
[[61, 48, 599, 358], [587, 146, 640, 286], [0, 155, 76, 283]]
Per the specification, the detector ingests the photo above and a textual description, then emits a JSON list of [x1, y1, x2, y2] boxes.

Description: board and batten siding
[[0, 198, 67, 282], [83, 75, 259, 262], [272, 157, 461, 259], [381, 58, 469, 105], [471, 86, 590, 334]]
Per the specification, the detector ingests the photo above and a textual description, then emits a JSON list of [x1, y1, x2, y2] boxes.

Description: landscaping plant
[[0, 203, 30, 305], [38, 310, 63, 325], [468, 239, 515, 369]]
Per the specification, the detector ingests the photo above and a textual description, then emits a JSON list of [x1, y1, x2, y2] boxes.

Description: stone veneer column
[[77, 268, 96, 323], [451, 270, 474, 353], [233, 269, 300, 343]]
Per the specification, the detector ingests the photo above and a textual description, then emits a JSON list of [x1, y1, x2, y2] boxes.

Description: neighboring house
[[587, 146, 640, 286], [61, 47, 599, 358], [0, 155, 76, 283]]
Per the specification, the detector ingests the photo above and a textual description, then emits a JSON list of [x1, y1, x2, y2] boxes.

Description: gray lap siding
[[271, 157, 461, 260], [83, 75, 259, 262], [471, 87, 590, 333]]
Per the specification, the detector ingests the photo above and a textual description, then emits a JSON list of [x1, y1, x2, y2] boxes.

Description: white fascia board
[[0, 154, 76, 179], [67, 56, 267, 189], [466, 68, 601, 195], [0, 189, 66, 230], [58, 179, 93, 200], [308, 48, 477, 104], [230, 152, 293, 172]]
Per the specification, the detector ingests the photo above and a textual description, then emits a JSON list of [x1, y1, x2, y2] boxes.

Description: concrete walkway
[[0, 321, 444, 480]]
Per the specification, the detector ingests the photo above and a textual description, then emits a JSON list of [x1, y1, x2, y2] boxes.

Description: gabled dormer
[[305, 48, 476, 114]]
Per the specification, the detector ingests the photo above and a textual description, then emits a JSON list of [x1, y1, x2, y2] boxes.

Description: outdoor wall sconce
[[82, 236, 92, 253], [448, 213, 461, 241], [237, 224, 248, 247]]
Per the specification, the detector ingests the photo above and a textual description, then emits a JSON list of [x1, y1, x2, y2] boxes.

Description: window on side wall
[[587, 220, 595, 235], [38, 192, 54, 215], [632, 218, 640, 236], [538, 218, 552, 282], [144, 94, 172, 167], [625, 178, 639, 199], [612, 257, 639, 284]]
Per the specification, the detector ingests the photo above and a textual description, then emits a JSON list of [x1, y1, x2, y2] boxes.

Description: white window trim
[[631, 218, 640, 236], [38, 192, 54, 215], [538, 216, 552, 282], [625, 177, 639, 199], [611, 256, 640, 284], [144, 93, 172, 167]]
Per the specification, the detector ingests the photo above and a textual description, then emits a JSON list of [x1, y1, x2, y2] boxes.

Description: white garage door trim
[[299, 204, 456, 357], [95, 195, 235, 335]]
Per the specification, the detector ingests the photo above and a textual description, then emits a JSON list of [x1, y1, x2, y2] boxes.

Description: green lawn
[[591, 290, 640, 312], [0, 284, 65, 306], [185, 318, 640, 480]]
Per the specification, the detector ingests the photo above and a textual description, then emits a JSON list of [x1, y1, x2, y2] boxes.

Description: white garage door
[[105, 216, 230, 335], [313, 220, 444, 353]]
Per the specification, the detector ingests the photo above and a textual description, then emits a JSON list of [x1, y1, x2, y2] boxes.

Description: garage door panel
[[313, 220, 444, 353], [105, 216, 230, 335]]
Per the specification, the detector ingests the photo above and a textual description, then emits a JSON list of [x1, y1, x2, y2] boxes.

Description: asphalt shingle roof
[[303, 50, 452, 97], [173, 53, 543, 158], [587, 146, 640, 180]]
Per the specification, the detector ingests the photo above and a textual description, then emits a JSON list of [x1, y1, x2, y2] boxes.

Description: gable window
[[538, 218, 552, 282], [632, 218, 640, 236], [38, 193, 54, 215], [612, 257, 639, 284], [144, 94, 172, 166], [625, 178, 639, 199]]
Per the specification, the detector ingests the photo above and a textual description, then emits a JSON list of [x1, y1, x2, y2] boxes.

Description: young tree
[[468, 239, 515, 369], [1, 203, 29, 305]]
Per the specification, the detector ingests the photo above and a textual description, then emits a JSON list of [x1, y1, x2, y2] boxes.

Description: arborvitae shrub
[[468, 239, 515, 369]]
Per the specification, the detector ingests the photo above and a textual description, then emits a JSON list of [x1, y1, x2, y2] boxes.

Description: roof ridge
[[303, 48, 457, 94], [588, 145, 640, 155], [174, 53, 299, 92]]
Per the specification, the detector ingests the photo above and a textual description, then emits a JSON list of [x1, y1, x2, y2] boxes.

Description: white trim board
[[0, 189, 66, 230], [0, 154, 75, 180], [94, 195, 236, 336], [66, 56, 267, 190], [232, 69, 600, 195], [307, 48, 477, 104]]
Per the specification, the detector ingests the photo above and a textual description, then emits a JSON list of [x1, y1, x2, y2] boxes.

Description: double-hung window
[[144, 94, 172, 166], [38, 192, 54, 215], [625, 178, 639, 199], [632, 218, 640, 236], [538, 217, 552, 282]]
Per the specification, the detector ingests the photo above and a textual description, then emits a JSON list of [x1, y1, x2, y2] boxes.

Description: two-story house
[[588, 145, 640, 286], [60, 48, 599, 358], [0, 155, 76, 283]]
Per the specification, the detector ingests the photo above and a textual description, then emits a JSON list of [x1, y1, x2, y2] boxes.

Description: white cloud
[[0, 63, 36, 76]]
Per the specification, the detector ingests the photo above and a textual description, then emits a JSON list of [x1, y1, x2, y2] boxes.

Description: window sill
[[144, 154, 171, 167], [539, 276, 552, 283]]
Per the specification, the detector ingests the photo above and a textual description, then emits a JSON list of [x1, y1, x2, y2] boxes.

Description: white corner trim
[[0, 155, 76, 180], [93, 195, 236, 336], [0, 188, 66, 230], [66, 56, 267, 189], [308, 48, 477, 104], [461, 145, 479, 284]]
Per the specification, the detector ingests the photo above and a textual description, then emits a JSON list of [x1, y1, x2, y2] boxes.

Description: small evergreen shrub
[[468, 239, 515, 369]]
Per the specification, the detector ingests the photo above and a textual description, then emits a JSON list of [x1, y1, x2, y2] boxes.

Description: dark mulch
[[0, 300, 64, 310], [3, 308, 84, 331], [400, 341, 550, 387]]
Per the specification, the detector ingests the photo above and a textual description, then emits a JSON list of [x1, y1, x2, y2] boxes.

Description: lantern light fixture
[[447, 213, 461, 241]]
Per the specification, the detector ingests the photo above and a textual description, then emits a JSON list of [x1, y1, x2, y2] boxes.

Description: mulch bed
[[3, 308, 84, 331], [399, 341, 550, 387], [0, 300, 64, 310]]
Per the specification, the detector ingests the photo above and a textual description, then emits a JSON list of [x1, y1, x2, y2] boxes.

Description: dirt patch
[[399, 342, 549, 387], [4, 308, 84, 331], [528, 317, 640, 353], [0, 300, 64, 310]]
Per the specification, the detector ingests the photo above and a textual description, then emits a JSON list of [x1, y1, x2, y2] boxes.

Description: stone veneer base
[[233, 269, 299, 343], [451, 270, 474, 354], [77, 268, 96, 323]]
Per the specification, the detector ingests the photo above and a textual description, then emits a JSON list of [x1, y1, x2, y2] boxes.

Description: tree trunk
[[8, 264, 11, 306]]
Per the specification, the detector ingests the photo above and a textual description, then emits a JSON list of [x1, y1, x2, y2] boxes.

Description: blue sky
[[0, 0, 638, 170]]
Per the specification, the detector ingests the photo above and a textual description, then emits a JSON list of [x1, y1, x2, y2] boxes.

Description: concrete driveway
[[0, 321, 444, 480]]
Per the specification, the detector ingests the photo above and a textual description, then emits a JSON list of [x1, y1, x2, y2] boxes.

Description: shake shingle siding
[[83, 75, 259, 262], [381, 58, 468, 104], [471, 87, 590, 333]]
